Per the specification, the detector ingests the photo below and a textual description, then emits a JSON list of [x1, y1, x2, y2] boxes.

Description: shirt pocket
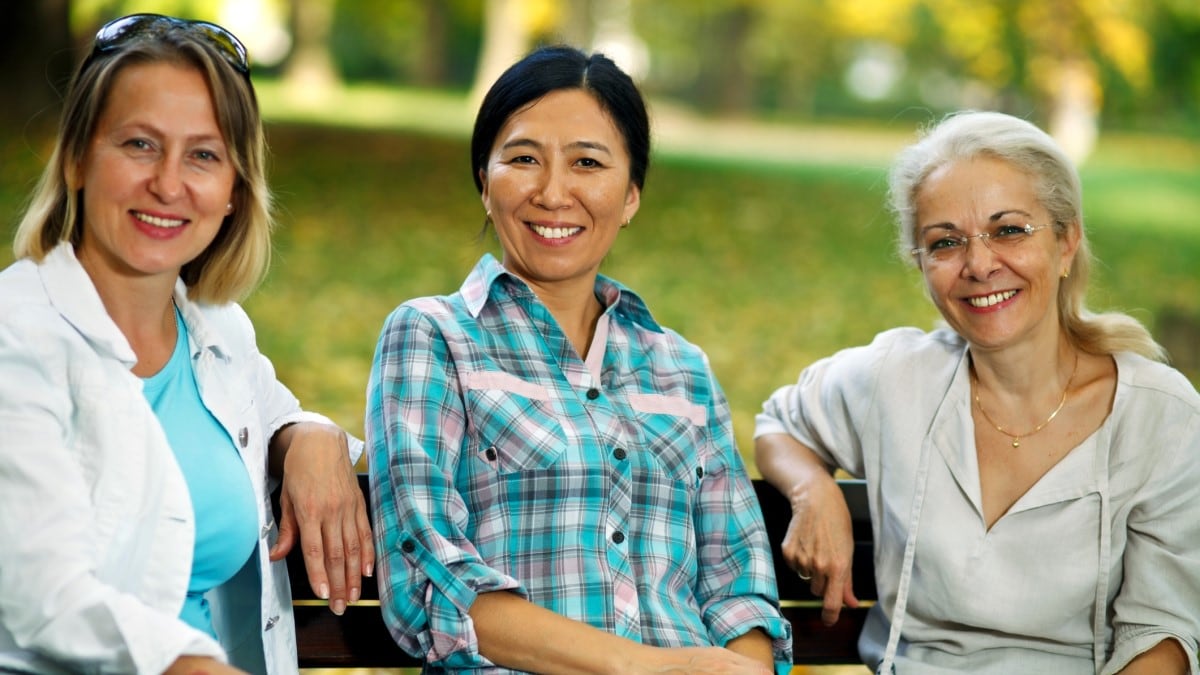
[[463, 370, 566, 474], [628, 392, 709, 487]]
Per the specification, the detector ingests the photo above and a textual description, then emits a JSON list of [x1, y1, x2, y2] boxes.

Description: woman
[[367, 46, 791, 674], [755, 110, 1200, 674], [0, 14, 372, 674]]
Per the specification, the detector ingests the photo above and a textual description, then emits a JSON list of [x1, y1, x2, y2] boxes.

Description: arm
[[1102, 402, 1200, 674], [470, 592, 772, 674], [1115, 639, 1188, 675], [753, 432, 857, 625], [0, 322, 224, 672], [267, 421, 373, 615], [695, 377, 792, 671]]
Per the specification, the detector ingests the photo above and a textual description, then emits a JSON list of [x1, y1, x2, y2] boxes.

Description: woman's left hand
[[268, 422, 374, 615]]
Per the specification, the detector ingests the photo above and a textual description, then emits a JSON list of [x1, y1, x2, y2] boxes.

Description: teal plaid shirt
[[366, 254, 791, 673]]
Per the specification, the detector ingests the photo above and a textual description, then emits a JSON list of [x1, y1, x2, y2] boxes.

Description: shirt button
[[613, 447, 627, 461], [265, 615, 279, 631], [401, 539, 416, 553], [696, 466, 704, 479], [485, 446, 497, 461], [238, 427, 249, 448], [586, 387, 600, 400], [611, 531, 625, 544]]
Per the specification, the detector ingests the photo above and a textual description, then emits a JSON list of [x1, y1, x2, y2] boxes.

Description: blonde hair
[[14, 26, 273, 303], [888, 111, 1165, 361]]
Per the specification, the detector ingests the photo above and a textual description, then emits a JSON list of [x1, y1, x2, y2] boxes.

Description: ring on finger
[[797, 569, 812, 581]]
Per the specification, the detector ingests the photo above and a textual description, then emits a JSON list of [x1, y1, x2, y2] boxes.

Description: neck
[[522, 274, 604, 360], [77, 249, 179, 375]]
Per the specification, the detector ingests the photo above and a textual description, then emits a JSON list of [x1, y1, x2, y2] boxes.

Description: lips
[[132, 211, 187, 229], [967, 289, 1018, 308], [529, 223, 582, 239]]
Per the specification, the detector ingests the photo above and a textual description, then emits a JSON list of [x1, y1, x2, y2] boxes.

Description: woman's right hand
[[755, 432, 859, 626], [163, 656, 248, 675], [782, 470, 858, 625]]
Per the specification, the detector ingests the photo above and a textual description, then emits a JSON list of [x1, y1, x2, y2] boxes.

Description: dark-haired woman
[[367, 45, 791, 674]]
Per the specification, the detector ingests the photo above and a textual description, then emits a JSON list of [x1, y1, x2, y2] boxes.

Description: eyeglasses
[[88, 13, 250, 78], [911, 223, 1051, 262]]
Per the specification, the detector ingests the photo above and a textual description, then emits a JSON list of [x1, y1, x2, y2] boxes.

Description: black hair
[[470, 44, 650, 194]]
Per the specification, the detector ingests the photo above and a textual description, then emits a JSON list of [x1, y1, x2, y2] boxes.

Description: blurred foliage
[[7, 120, 1194, 463], [49, 0, 1200, 135]]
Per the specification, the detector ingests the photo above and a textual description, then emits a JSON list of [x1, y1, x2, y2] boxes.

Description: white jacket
[[0, 243, 362, 674]]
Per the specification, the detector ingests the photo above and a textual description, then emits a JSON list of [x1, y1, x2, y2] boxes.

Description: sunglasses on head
[[88, 13, 250, 78]]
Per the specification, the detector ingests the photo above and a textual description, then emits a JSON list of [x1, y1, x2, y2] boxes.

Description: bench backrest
[[287, 474, 875, 667]]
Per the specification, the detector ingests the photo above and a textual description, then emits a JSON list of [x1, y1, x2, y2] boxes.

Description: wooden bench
[[286, 475, 875, 668]]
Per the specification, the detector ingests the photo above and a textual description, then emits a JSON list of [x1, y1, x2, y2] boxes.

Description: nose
[[532, 164, 572, 209], [148, 158, 184, 202], [960, 233, 1000, 279]]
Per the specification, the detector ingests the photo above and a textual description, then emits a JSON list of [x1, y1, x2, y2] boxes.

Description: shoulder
[[0, 258, 48, 317], [1113, 352, 1200, 421], [0, 260, 78, 359], [826, 326, 963, 376]]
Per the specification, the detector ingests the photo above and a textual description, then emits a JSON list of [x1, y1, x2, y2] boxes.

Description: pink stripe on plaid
[[627, 392, 707, 426], [462, 370, 551, 400]]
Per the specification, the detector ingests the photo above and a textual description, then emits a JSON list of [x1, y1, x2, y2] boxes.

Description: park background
[[2, 1, 1198, 673]]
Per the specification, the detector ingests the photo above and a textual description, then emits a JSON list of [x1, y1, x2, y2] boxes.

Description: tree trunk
[[1, 0, 73, 130], [284, 0, 339, 101], [469, 0, 532, 108]]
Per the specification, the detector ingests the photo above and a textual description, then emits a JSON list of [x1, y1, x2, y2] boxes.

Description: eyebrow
[[920, 209, 1035, 233], [500, 138, 613, 155]]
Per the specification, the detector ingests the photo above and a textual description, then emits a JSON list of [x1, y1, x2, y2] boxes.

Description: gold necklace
[[973, 351, 1078, 448]]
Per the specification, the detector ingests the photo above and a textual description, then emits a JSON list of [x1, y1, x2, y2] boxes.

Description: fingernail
[[318, 583, 329, 600], [365, 563, 374, 577], [350, 587, 360, 603], [332, 599, 346, 616]]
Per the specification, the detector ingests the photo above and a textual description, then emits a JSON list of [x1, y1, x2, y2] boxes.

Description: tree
[[1, 1, 73, 130]]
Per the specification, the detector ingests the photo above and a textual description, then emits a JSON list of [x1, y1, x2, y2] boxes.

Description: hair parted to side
[[13, 20, 273, 304], [888, 110, 1165, 361], [470, 44, 651, 195]]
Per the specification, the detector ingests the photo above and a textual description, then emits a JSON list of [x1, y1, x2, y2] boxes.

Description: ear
[[1059, 219, 1082, 274], [622, 183, 641, 224], [479, 169, 490, 209]]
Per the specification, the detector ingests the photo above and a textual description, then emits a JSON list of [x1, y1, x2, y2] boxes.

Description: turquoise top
[[142, 308, 258, 637]]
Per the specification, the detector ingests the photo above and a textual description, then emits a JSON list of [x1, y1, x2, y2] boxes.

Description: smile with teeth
[[133, 211, 187, 229], [967, 290, 1017, 308], [529, 223, 581, 240]]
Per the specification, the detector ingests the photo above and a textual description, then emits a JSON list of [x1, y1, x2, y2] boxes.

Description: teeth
[[530, 224, 580, 239], [134, 212, 186, 229], [968, 290, 1017, 308]]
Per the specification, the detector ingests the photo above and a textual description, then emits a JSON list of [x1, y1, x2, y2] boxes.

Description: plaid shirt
[[367, 254, 791, 673]]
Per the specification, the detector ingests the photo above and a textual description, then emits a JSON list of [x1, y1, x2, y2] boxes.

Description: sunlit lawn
[[2, 88, 1199, 476]]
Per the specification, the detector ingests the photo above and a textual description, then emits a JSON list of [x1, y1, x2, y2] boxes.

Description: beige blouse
[[756, 327, 1200, 674]]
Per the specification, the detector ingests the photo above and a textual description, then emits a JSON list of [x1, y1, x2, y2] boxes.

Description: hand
[[269, 423, 374, 615], [163, 655, 247, 675], [782, 472, 858, 625], [632, 645, 774, 674]]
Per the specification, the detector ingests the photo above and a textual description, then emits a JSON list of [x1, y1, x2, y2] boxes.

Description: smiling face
[[914, 155, 1079, 352], [74, 60, 236, 290], [479, 88, 640, 296]]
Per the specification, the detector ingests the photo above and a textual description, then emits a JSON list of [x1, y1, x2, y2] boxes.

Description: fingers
[[356, 495, 376, 578], [820, 566, 854, 626]]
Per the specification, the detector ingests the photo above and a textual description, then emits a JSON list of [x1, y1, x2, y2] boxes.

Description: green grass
[[3, 105, 1198, 471]]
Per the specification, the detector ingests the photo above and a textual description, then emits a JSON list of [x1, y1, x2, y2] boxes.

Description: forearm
[[268, 421, 342, 477], [724, 629, 774, 669], [471, 591, 641, 674], [753, 433, 835, 499], [1116, 638, 1188, 675]]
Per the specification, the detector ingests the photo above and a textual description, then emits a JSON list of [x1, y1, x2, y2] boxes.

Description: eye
[[576, 157, 602, 168], [123, 138, 153, 151], [992, 223, 1031, 240], [509, 155, 537, 165], [927, 235, 965, 251], [193, 149, 221, 162]]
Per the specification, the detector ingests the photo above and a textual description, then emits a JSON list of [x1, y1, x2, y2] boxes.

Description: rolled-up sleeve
[[1103, 405, 1200, 674], [695, 375, 792, 673], [365, 305, 523, 669]]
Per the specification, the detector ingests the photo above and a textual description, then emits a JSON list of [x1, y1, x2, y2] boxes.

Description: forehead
[[495, 89, 624, 148], [915, 156, 1042, 224]]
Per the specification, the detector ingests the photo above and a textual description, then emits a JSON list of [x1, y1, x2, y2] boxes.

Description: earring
[[621, 218, 631, 229], [226, 202, 234, 215], [1061, 269, 1070, 279]]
